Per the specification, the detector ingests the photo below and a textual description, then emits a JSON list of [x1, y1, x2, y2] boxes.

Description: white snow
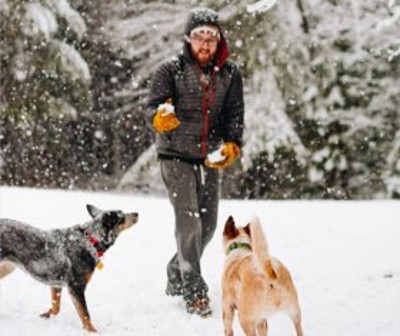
[[44, 0, 87, 39], [0, 186, 400, 335], [243, 67, 308, 168], [207, 146, 226, 164], [247, 0, 278, 14], [55, 40, 91, 82], [22, 3, 58, 39], [157, 102, 175, 116]]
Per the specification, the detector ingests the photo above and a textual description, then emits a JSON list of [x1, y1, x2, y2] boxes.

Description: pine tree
[[0, 0, 90, 186], [241, 0, 400, 198]]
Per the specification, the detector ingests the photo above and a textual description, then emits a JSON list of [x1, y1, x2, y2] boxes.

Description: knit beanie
[[184, 7, 221, 38]]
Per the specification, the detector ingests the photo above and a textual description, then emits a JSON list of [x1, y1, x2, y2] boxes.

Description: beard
[[192, 48, 216, 66]]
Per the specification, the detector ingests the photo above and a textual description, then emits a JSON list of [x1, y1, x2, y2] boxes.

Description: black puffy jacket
[[146, 8, 244, 162]]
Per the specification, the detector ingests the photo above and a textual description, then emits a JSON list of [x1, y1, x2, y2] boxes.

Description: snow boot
[[165, 279, 184, 296]]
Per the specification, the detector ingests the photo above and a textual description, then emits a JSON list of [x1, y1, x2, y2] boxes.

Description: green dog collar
[[227, 242, 252, 254]]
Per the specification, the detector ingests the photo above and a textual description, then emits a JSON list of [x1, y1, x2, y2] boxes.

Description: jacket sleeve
[[222, 65, 245, 147], [144, 61, 176, 128]]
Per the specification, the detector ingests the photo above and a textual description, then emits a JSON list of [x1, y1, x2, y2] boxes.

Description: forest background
[[1, 0, 400, 199]]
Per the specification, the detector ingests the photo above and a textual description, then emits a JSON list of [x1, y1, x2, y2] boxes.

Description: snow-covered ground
[[0, 186, 399, 335]]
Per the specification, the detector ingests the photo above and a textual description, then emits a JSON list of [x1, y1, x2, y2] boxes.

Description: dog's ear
[[243, 223, 251, 237], [87, 204, 102, 218], [223, 216, 238, 239]]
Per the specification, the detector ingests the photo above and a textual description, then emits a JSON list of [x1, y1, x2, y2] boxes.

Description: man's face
[[189, 28, 219, 66]]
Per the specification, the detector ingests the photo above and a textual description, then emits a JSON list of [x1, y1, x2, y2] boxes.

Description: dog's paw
[[83, 323, 98, 334], [39, 311, 51, 319]]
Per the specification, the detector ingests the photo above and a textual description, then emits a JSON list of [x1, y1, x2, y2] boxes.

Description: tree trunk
[[296, 0, 310, 34]]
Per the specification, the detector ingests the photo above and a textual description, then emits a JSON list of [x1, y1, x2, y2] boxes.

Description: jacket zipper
[[198, 67, 217, 157]]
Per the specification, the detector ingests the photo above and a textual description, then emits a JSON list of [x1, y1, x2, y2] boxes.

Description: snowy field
[[0, 186, 399, 336]]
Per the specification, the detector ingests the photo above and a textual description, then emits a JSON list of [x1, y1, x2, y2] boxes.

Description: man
[[145, 7, 244, 317]]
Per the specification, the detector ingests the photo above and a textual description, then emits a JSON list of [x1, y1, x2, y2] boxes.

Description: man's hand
[[205, 142, 241, 169], [152, 98, 180, 133]]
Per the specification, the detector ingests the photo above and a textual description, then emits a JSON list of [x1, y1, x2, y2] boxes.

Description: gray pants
[[160, 159, 219, 301]]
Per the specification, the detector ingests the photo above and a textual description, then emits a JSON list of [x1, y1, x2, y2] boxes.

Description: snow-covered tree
[[376, 0, 400, 197], [0, 0, 90, 185], [239, 0, 400, 198], [0, 0, 89, 119], [302, 0, 400, 197], [114, 0, 400, 199], [1, 0, 399, 198]]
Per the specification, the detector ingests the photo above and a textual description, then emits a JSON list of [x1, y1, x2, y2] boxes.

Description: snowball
[[207, 146, 226, 163], [158, 103, 175, 116]]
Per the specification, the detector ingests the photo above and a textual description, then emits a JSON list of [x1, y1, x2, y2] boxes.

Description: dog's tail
[[250, 216, 277, 279]]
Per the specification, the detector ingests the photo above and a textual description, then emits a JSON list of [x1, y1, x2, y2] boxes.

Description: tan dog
[[222, 216, 303, 336]]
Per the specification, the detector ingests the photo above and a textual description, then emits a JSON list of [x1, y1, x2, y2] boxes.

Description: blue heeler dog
[[0, 204, 138, 333]]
